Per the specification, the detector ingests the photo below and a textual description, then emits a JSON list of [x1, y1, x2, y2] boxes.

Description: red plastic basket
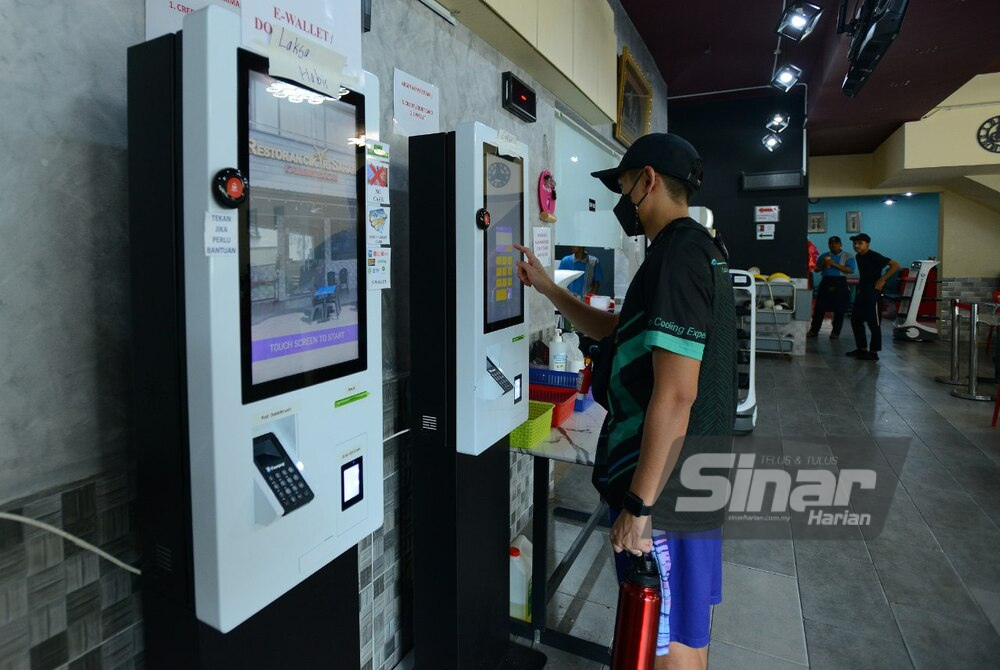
[[529, 385, 576, 427]]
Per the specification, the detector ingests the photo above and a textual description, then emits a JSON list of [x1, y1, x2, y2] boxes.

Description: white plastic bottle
[[549, 329, 568, 371], [509, 535, 533, 621]]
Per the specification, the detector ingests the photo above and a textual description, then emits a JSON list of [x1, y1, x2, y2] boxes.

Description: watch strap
[[624, 491, 651, 517]]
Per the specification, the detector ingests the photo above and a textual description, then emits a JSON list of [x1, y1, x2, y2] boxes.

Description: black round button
[[212, 168, 248, 208], [476, 208, 491, 230]]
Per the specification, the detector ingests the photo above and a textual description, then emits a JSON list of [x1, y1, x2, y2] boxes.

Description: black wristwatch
[[623, 491, 651, 517]]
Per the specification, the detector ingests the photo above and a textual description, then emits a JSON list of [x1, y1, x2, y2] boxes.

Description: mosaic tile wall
[[939, 276, 1000, 338], [0, 471, 143, 670]]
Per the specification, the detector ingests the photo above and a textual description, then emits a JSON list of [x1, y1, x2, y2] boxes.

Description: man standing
[[807, 236, 856, 338], [514, 133, 735, 670], [846, 233, 900, 361], [558, 246, 603, 299]]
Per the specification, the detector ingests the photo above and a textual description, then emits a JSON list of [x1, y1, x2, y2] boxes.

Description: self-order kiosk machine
[[128, 6, 382, 664], [408, 124, 535, 668]]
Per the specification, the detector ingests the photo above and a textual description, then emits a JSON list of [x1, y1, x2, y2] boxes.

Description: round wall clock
[[976, 116, 1000, 153]]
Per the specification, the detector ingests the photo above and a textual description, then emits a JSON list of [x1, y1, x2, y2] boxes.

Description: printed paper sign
[[367, 248, 391, 290], [204, 211, 238, 256], [145, 0, 237, 40], [366, 159, 390, 205], [366, 205, 390, 246], [754, 205, 780, 222], [756, 223, 776, 240], [393, 69, 440, 137], [533, 226, 552, 267]]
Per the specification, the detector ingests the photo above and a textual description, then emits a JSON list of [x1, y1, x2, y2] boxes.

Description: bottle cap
[[510, 547, 521, 557]]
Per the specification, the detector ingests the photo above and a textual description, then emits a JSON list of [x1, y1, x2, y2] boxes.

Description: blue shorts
[[611, 511, 722, 654]]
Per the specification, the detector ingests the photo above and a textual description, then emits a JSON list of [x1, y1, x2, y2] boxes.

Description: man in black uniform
[[513, 133, 736, 669], [846, 233, 900, 361]]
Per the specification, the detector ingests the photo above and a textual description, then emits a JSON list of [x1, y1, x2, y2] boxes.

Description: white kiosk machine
[[128, 7, 382, 665], [409, 123, 537, 668]]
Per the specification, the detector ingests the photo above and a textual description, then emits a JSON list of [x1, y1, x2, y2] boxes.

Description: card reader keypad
[[253, 433, 315, 515], [486, 356, 514, 393]]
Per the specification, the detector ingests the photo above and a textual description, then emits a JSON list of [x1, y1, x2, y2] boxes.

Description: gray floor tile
[[708, 641, 807, 670], [795, 550, 900, 641], [710, 563, 807, 665], [523, 640, 606, 670], [852, 489, 938, 548], [902, 483, 997, 531], [930, 525, 1000, 592], [868, 539, 983, 624], [545, 591, 615, 648], [891, 602, 1000, 670], [722, 538, 796, 577], [551, 532, 618, 609], [969, 587, 1000, 636], [884, 455, 959, 491], [803, 620, 913, 670]]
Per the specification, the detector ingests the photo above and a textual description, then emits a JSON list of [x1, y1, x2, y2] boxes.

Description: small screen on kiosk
[[240, 56, 367, 403], [483, 146, 524, 333]]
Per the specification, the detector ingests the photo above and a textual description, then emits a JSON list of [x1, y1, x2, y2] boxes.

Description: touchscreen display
[[240, 57, 366, 403], [483, 146, 524, 333]]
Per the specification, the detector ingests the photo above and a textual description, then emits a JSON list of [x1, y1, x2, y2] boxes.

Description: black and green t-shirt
[[592, 218, 737, 532]]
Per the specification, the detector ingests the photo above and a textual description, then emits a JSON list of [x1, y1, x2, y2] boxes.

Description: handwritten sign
[[393, 69, 440, 137], [533, 227, 552, 267], [266, 26, 345, 100], [242, 0, 362, 84], [204, 211, 237, 256]]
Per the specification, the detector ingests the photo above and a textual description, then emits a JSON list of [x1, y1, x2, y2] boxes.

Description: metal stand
[[936, 299, 965, 385], [952, 303, 997, 402]]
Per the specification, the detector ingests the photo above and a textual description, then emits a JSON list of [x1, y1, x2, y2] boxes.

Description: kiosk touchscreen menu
[[240, 56, 367, 402], [483, 146, 524, 333]]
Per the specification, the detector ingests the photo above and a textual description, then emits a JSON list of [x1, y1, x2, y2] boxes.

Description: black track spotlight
[[776, 2, 823, 41], [766, 112, 790, 133], [771, 64, 802, 92], [762, 132, 782, 152]]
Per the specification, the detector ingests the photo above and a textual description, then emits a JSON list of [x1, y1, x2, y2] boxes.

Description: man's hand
[[514, 243, 555, 295], [610, 510, 653, 556], [823, 256, 833, 267], [875, 277, 886, 292]]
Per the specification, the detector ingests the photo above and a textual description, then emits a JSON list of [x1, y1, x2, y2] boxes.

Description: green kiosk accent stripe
[[512, 334, 525, 343], [645, 331, 705, 361], [335, 391, 369, 408]]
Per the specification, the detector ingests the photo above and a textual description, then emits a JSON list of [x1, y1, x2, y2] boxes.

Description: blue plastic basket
[[528, 366, 577, 389]]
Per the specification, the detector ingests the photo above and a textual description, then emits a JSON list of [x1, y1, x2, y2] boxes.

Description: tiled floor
[[515, 328, 1000, 669]]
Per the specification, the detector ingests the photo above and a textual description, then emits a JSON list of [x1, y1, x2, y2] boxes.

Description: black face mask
[[613, 175, 649, 237]]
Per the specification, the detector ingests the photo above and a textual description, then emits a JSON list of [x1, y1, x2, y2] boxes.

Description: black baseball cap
[[591, 133, 703, 193], [828, 235, 841, 243], [850, 233, 871, 243]]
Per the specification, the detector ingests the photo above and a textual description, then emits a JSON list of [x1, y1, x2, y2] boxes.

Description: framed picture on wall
[[614, 47, 652, 148], [846, 211, 862, 233], [807, 212, 827, 234]]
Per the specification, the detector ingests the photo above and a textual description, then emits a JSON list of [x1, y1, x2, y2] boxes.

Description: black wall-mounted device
[[502, 71, 536, 123]]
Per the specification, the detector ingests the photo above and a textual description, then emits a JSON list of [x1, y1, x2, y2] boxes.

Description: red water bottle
[[611, 553, 661, 670]]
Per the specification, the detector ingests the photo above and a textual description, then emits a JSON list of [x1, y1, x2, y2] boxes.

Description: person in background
[[515, 133, 735, 670], [846, 233, 900, 361], [558, 246, 603, 299], [807, 236, 856, 339]]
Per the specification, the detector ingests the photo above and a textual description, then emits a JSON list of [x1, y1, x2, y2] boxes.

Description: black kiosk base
[[409, 131, 545, 670]]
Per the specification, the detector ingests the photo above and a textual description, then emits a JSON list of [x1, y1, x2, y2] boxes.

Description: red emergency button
[[226, 176, 244, 198], [213, 168, 248, 208]]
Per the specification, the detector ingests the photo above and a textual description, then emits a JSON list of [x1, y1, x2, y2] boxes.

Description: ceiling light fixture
[[775, 2, 824, 41], [903, 191, 914, 197], [884, 197, 896, 205], [770, 64, 802, 92], [766, 112, 790, 133], [762, 132, 783, 151]]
